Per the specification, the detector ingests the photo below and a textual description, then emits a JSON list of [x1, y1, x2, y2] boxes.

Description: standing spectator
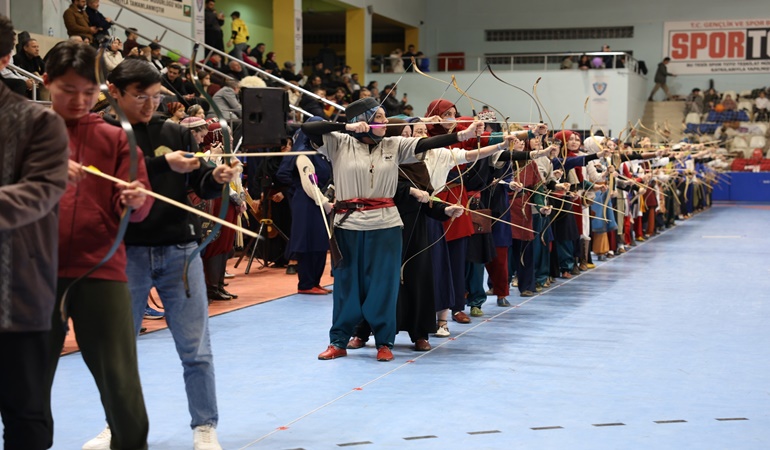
[[560, 55, 574, 70], [402, 44, 417, 72], [227, 11, 249, 60], [649, 57, 676, 101], [63, 0, 95, 42], [204, 0, 225, 53], [317, 42, 338, 71], [389, 48, 404, 73], [578, 54, 591, 70], [0, 15, 69, 449], [122, 27, 140, 58], [601, 44, 613, 68], [85, 0, 112, 44]]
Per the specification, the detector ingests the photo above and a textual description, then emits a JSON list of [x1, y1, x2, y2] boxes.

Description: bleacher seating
[[706, 110, 751, 122]]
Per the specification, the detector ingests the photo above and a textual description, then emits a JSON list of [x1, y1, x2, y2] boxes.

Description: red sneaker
[[376, 345, 393, 361], [318, 345, 347, 360]]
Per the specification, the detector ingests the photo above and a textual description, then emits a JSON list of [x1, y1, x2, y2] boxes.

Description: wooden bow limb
[[430, 196, 535, 233], [496, 180, 581, 206], [83, 165, 261, 240], [614, 173, 668, 197], [525, 202, 608, 221]]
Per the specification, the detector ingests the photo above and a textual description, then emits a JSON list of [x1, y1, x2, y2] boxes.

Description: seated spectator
[[348, 72, 361, 92], [366, 80, 379, 98], [248, 42, 265, 66], [299, 87, 329, 120], [720, 94, 737, 111], [262, 51, 280, 74], [560, 55, 574, 70], [280, 61, 300, 82], [13, 38, 45, 76], [122, 27, 139, 57], [703, 88, 719, 110], [187, 104, 206, 119], [685, 88, 704, 115], [578, 54, 590, 70], [166, 101, 186, 123], [149, 42, 171, 72], [63, 0, 94, 42], [103, 37, 124, 72], [402, 104, 414, 117], [212, 79, 242, 119], [86, 0, 112, 44], [225, 60, 246, 81], [351, 87, 371, 101], [0, 66, 31, 95], [755, 91, 770, 121], [162, 62, 196, 105]]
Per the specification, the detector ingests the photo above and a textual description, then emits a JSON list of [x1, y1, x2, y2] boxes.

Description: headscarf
[[424, 99, 456, 137], [345, 97, 382, 143]]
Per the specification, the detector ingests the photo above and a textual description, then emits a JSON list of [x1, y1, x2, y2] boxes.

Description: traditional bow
[[182, 44, 233, 297], [59, 40, 139, 322]]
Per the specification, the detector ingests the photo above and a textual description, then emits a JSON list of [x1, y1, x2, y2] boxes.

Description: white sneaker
[[511, 276, 518, 287], [434, 323, 450, 338], [82, 425, 111, 450], [193, 424, 223, 450]]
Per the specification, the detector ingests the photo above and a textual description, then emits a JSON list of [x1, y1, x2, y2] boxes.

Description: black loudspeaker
[[241, 87, 289, 149]]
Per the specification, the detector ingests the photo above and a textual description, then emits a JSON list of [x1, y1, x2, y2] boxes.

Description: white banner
[[663, 19, 770, 74], [193, 0, 204, 43], [112, 0, 192, 23], [294, 7, 303, 70], [588, 74, 610, 135]]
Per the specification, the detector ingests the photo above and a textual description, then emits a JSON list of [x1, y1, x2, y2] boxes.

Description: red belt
[[334, 197, 395, 213]]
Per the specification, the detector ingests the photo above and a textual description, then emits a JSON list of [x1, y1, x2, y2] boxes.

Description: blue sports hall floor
[[30, 203, 770, 449]]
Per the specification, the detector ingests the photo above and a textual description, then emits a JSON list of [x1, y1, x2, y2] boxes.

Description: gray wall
[[419, 0, 770, 94]]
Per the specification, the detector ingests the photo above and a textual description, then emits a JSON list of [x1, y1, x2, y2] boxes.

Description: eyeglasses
[[122, 91, 163, 104]]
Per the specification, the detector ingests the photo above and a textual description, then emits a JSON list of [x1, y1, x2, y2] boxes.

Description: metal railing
[[6, 63, 43, 100], [368, 51, 642, 74], [106, 0, 344, 112]]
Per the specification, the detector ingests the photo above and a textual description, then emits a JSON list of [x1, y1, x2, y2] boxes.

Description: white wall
[[370, 68, 645, 136], [336, 0, 425, 27], [419, 0, 770, 94]]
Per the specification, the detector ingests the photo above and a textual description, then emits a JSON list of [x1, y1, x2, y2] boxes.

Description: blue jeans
[[126, 242, 218, 429]]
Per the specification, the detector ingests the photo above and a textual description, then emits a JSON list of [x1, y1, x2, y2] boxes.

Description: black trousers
[[203, 253, 228, 289], [0, 331, 50, 450], [296, 250, 327, 290]]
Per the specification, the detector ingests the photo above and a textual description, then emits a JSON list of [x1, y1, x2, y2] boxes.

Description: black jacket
[[105, 115, 224, 246]]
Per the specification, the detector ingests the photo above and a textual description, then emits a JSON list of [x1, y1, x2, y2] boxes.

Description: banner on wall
[[193, 0, 204, 43], [663, 19, 770, 74], [111, 0, 192, 23], [294, 7, 303, 69], [588, 75, 610, 134]]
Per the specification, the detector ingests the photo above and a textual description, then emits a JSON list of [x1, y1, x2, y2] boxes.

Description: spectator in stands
[[299, 87, 330, 120], [103, 37, 124, 72], [720, 94, 737, 111], [601, 44, 613, 68], [311, 60, 330, 85], [390, 48, 405, 73], [204, 0, 225, 53], [649, 57, 676, 101], [0, 15, 69, 448], [353, 87, 371, 101], [148, 42, 171, 72], [225, 60, 245, 81], [227, 11, 249, 60], [402, 44, 417, 72], [578, 54, 590, 70], [212, 79, 242, 118], [63, 0, 95, 43], [162, 62, 196, 106], [122, 27, 140, 57], [415, 51, 429, 72], [13, 38, 45, 76], [560, 55, 574, 70], [685, 88, 703, 115], [280, 61, 300, 82], [0, 64, 34, 96], [188, 104, 206, 119], [703, 88, 720, 110], [307, 74, 323, 91], [166, 101, 186, 124], [367, 80, 379, 98], [317, 42, 338, 71], [85, 0, 112, 44], [262, 51, 279, 74], [348, 72, 361, 92], [380, 83, 407, 117], [754, 91, 770, 121], [402, 104, 414, 117], [248, 42, 265, 66]]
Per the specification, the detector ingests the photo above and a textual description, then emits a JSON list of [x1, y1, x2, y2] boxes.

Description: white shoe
[[82, 425, 111, 450], [511, 276, 518, 287], [224, 271, 235, 279], [434, 323, 450, 338], [193, 424, 222, 450]]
